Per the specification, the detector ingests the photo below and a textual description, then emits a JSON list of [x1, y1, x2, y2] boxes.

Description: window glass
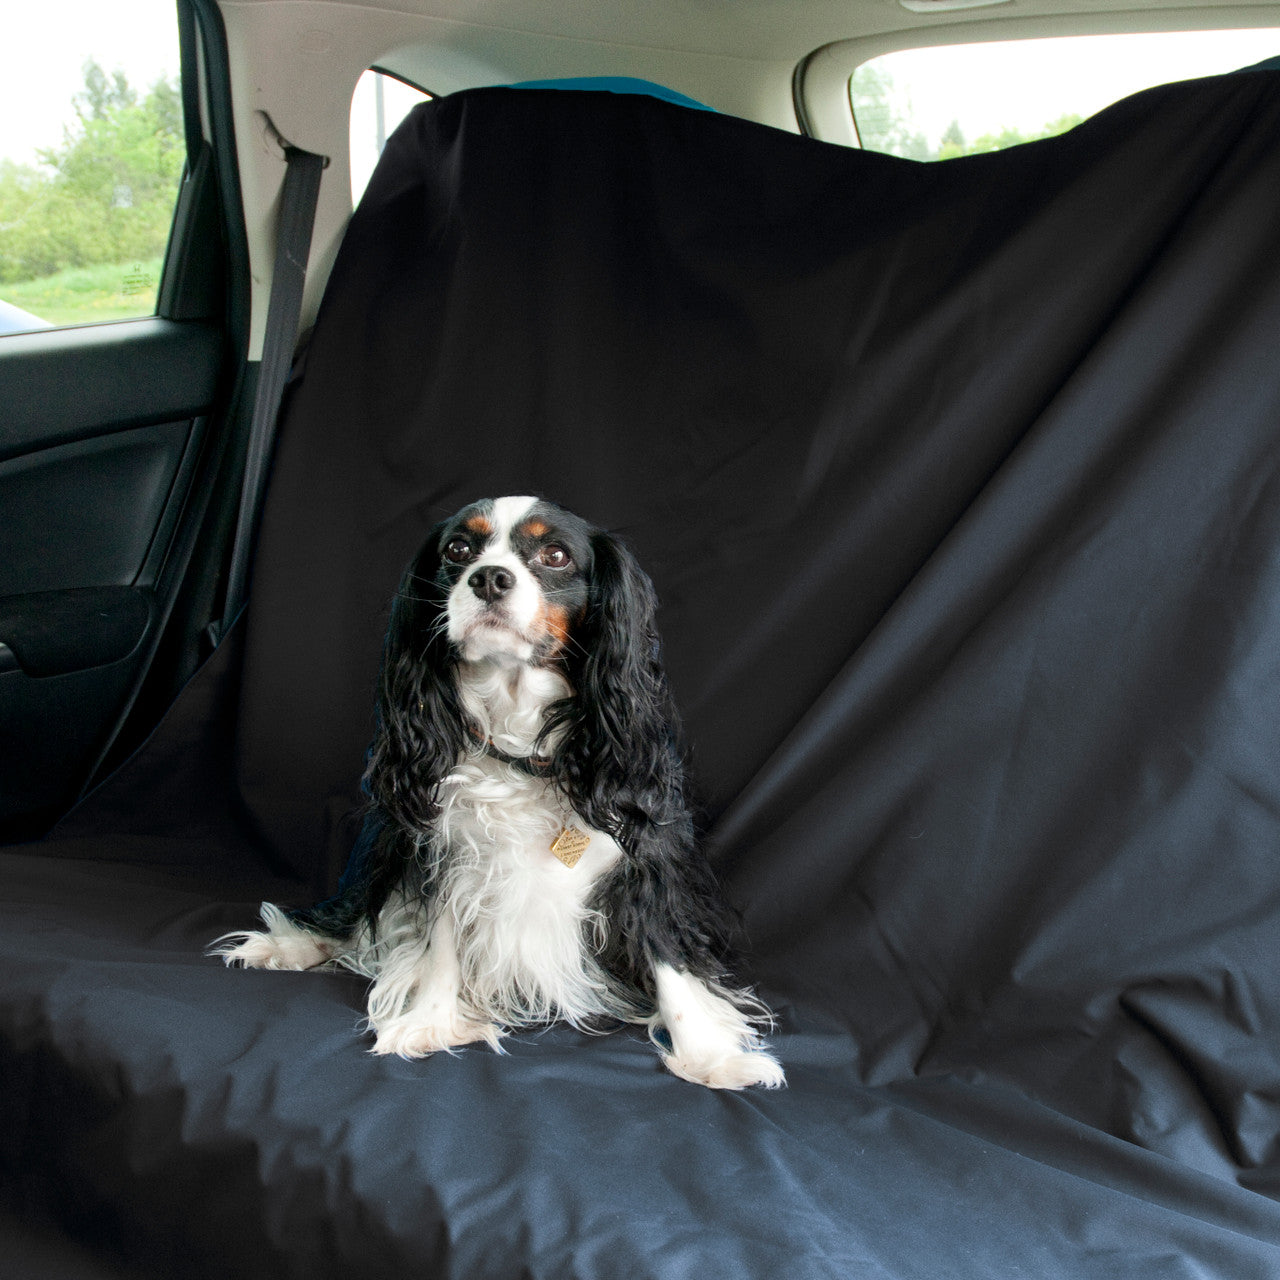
[[0, 0, 183, 333], [350, 71, 432, 205], [851, 30, 1280, 161]]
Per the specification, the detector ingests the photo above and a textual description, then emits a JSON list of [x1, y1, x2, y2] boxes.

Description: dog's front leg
[[367, 908, 501, 1058], [652, 964, 785, 1090]]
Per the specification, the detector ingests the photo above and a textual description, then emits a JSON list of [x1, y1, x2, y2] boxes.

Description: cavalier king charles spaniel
[[215, 496, 784, 1089]]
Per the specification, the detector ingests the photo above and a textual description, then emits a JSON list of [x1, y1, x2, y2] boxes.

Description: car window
[[350, 70, 432, 205], [851, 29, 1280, 161], [0, 0, 183, 335]]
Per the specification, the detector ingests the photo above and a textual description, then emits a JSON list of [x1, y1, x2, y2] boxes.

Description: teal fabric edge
[[503, 77, 714, 112]]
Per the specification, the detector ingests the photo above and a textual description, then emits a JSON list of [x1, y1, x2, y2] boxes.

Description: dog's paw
[[209, 904, 332, 971], [662, 1047, 786, 1091], [370, 1009, 502, 1059], [211, 929, 331, 971]]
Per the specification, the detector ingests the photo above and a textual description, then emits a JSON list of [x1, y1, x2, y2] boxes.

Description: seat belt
[[213, 131, 327, 643]]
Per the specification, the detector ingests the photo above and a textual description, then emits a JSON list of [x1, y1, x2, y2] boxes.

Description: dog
[[214, 496, 784, 1089]]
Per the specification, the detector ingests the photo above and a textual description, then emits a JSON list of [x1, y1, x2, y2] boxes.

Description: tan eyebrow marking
[[463, 515, 494, 536], [519, 519, 550, 538]]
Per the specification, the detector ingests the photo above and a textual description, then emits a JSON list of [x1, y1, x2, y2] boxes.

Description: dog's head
[[367, 496, 680, 837], [438, 496, 595, 666]]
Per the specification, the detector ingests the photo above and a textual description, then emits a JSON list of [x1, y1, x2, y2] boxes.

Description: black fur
[[292, 499, 747, 1018], [541, 529, 742, 1004]]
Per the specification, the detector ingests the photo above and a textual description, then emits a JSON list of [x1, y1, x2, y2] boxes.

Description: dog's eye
[[537, 545, 571, 569], [444, 538, 475, 564]]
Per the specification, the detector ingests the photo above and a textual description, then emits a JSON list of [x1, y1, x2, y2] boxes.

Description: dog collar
[[470, 730, 553, 777]]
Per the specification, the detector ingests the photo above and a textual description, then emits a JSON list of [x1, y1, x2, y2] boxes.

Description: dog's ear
[[366, 522, 469, 833], [551, 530, 685, 834]]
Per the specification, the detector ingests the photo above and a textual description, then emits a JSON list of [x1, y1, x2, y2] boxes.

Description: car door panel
[[0, 606, 153, 825], [0, 420, 197, 593], [0, 317, 224, 834], [0, 318, 221, 458]]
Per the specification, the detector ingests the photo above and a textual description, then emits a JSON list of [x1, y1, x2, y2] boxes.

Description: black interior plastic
[[0, 587, 153, 678], [0, 318, 222, 837], [0, 318, 220, 462], [0, 421, 195, 596]]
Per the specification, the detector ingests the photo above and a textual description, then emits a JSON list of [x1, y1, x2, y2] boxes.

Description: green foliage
[[943, 113, 1086, 158], [850, 64, 931, 162], [0, 60, 183, 288], [850, 64, 1087, 163], [938, 120, 967, 159], [3, 257, 164, 326]]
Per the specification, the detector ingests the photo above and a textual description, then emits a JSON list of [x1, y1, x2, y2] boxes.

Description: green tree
[[953, 113, 1086, 158], [0, 60, 183, 285], [850, 64, 931, 161], [850, 68, 1084, 163], [77, 62, 137, 121], [937, 120, 967, 161]]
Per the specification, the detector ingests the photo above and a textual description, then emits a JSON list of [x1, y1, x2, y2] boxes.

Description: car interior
[[3, 0, 1280, 1275]]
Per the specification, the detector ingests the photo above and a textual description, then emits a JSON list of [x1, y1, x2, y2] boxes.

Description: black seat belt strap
[[216, 136, 326, 640]]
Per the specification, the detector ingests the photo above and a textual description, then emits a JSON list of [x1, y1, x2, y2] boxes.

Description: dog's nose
[[468, 565, 516, 602]]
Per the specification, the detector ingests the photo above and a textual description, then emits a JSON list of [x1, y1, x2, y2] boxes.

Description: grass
[[2, 258, 163, 327]]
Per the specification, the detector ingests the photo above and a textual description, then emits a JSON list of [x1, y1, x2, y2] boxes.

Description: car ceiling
[[221, 0, 1279, 63]]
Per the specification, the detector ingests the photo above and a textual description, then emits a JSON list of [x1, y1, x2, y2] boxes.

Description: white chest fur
[[430, 755, 623, 1024], [413, 657, 626, 1026]]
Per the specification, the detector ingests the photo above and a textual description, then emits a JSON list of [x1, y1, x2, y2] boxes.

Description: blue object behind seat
[[505, 76, 713, 112]]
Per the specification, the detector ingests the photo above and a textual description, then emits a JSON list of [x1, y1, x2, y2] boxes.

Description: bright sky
[[0, 0, 179, 167], [868, 28, 1279, 147], [0, 0, 429, 201]]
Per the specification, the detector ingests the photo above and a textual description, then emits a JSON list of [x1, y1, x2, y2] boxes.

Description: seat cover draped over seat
[[5, 72, 1280, 1277]]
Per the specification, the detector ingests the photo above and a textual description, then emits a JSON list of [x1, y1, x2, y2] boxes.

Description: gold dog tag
[[550, 827, 591, 868]]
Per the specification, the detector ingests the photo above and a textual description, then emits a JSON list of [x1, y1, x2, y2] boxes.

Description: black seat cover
[[5, 75, 1280, 1277]]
